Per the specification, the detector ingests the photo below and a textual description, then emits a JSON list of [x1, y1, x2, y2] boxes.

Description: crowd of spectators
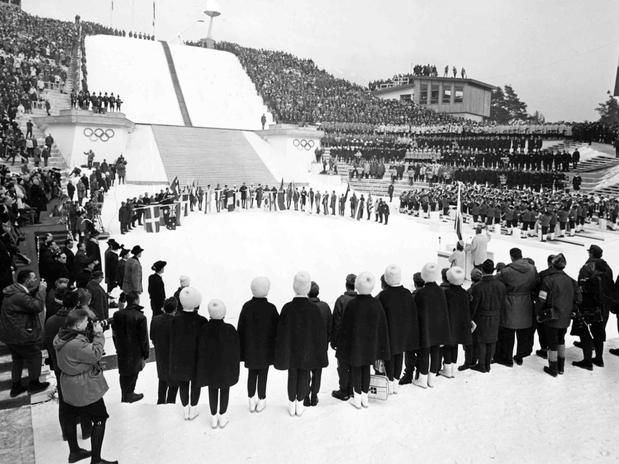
[[214, 41, 458, 127], [572, 122, 619, 146], [368, 66, 467, 90]]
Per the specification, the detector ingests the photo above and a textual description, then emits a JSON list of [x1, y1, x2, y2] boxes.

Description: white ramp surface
[[169, 44, 272, 130], [85, 35, 184, 126]]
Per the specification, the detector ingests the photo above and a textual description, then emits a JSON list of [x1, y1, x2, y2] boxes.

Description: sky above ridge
[[23, 0, 619, 122]]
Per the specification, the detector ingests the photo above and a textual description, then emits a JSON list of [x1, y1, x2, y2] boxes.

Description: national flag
[[614, 58, 619, 96], [181, 193, 190, 216], [144, 205, 161, 233], [111, 0, 114, 11], [170, 176, 180, 198], [454, 182, 463, 241], [343, 184, 350, 202], [280, 178, 284, 191], [152, 1, 156, 28]]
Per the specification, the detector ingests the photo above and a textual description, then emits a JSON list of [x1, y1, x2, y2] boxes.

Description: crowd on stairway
[[397, 182, 619, 238]]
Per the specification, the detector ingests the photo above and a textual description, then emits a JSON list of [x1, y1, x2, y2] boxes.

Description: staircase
[[573, 155, 619, 173], [151, 125, 277, 187], [336, 161, 429, 197], [161, 41, 193, 127]]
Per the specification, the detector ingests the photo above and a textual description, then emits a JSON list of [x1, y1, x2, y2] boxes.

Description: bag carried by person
[[369, 360, 389, 400]]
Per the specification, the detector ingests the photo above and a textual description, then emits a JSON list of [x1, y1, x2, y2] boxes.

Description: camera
[[86, 317, 114, 340]]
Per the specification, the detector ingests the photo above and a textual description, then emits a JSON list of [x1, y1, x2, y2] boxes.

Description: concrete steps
[[151, 125, 278, 187]]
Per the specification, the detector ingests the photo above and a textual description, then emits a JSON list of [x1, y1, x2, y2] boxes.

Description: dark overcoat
[[168, 311, 207, 383], [196, 320, 240, 388], [443, 284, 472, 346], [415, 282, 452, 348], [470, 276, 506, 344], [336, 294, 391, 367], [150, 313, 175, 381], [274, 297, 328, 370], [112, 303, 149, 376], [377, 285, 419, 353], [237, 297, 279, 369]]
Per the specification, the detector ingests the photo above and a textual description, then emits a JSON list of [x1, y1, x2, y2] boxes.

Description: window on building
[[442, 87, 452, 104], [420, 84, 428, 104], [455, 85, 464, 103], [431, 84, 439, 104]]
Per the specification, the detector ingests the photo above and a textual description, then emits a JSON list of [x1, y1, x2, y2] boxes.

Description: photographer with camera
[[0, 269, 50, 397], [54, 308, 118, 464]]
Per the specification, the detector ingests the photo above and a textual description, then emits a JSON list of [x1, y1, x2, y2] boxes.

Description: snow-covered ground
[[32, 183, 619, 464]]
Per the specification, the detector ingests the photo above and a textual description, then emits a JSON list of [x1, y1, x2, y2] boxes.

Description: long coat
[[443, 284, 473, 346], [415, 282, 452, 348], [168, 311, 207, 383], [148, 273, 166, 313], [196, 320, 240, 388], [122, 256, 143, 294], [470, 276, 506, 344], [104, 249, 118, 286], [86, 279, 109, 320], [330, 290, 356, 350], [0, 284, 46, 345], [497, 259, 538, 329], [237, 297, 279, 369], [377, 285, 419, 354], [112, 303, 149, 376], [150, 313, 175, 382], [308, 297, 332, 344], [538, 268, 580, 329], [337, 294, 391, 367], [274, 297, 328, 370]]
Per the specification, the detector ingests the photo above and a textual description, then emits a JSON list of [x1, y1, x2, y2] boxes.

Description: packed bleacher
[[368, 65, 468, 90], [572, 121, 619, 145]]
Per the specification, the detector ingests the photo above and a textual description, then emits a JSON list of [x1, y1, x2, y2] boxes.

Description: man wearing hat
[[122, 246, 144, 295], [104, 239, 120, 294], [330, 274, 357, 401], [112, 292, 149, 403], [535, 254, 579, 376], [148, 261, 167, 317], [470, 259, 506, 373], [573, 245, 615, 369]]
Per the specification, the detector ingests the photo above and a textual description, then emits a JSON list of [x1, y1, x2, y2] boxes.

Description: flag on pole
[[144, 205, 161, 233], [152, 1, 156, 28], [280, 178, 284, 191], [170, 176, 180, 198], [614, 57, 619, 96], [454, 182, 463, 241], [344, 184, 350, 202]]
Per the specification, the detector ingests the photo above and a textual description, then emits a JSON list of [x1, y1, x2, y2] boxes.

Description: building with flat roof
[[373, 76, 495, 122]]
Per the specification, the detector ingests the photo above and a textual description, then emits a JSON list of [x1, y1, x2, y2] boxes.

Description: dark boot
[[535, 349, 547, 359], [90, 421, 117, 464], [331, 390, 349, 401], [27, 380, 50, 394], [544, 351, 558, 377], [572, 359, 593, 371], [310, 393, 318, 407], [10, 382, 27, 398], [457, 363, 471, 371], [303, 395, 311, 407], [593, 340, 604, 367], [398, 371, 413, 385], [68, 449, 91, 463], [609, 348, 619, 357], [557, 357, 565, 375]]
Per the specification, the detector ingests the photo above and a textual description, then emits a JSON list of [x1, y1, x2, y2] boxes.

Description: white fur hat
[[446, 266, 465, 286], [384, 264, 402, 287], [251, 276, 270, 298], [179, 275, 191, 287], [293, 271, 311, 296], [421, 263, 439, 284], [179, 286, 201, 311], [355, 272, 375, 295], [207, 299, 226, 320]]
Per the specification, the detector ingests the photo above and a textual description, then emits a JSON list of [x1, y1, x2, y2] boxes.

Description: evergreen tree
[[490, 85, 528, 123], [503, 85, 528, 121], [595, 91, 619, 126], [489, 87, 510, 123]]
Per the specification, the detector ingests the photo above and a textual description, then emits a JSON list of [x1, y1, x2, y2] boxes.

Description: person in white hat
[[337, 272, 390, 409], [377, 265, 419, 394], [196, 299, 240, 429], [413, 263, 452, 388], [169, 287, 207, 420], [440, 267, 472, 379], [237, 277, 279, 413], [274, 272, 328, 417]]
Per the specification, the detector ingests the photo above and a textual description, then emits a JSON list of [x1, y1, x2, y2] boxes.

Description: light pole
[[203, 0, 221, 49]]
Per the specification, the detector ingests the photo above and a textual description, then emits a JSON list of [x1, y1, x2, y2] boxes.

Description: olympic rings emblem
[[292, 138, 315, 151], [83, 127, 115, 142]]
